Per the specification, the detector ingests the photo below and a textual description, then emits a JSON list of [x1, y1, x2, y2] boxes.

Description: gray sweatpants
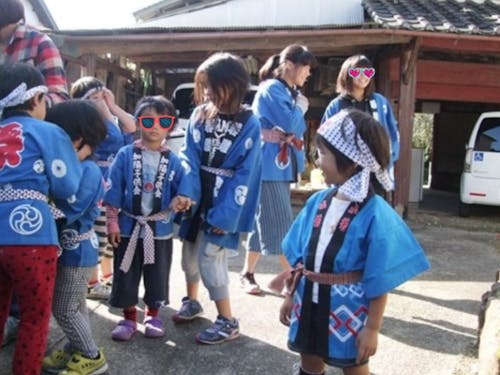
[[181, 231, 230, 301], [52, 265, 99, 358]]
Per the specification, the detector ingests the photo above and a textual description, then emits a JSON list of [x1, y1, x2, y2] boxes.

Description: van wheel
[[458, 201, 471, 217]]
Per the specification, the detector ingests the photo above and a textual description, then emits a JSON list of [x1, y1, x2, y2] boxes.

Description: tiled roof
[[362, 0, 500, 35]]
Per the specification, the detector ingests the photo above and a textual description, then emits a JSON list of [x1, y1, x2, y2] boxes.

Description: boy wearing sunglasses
[[103, 96, 193, 341], [71, 76, 137, 301]]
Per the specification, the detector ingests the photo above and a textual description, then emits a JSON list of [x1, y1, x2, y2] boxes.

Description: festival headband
[[81, 86, 104, 100], [317, 110, 394, 202], [0, 83, 48, 109]]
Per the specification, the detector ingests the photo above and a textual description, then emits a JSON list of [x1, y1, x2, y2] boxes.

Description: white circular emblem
[[51, 159, 67, 178], [60, 229, 79, 250], [90, 231, 99, 249], [9, 204, 43, 235], [104, 178, 112, 192], [244, 138, 253, 150], [67, 195, 77, 204], [33, 159, 45, 173], [181, 160, 192, 174], [234, 185, 248, 206], [275, 154, 290, 170], [193, 129, 201, 143]]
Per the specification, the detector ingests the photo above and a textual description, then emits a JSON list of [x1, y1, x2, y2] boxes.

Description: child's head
[[259, 44, 317, 87], [45, 99, 107, 153], [336, 55, 375, 98], [70, 76, 105, 101], [135, 95, 176, 144], [0, 62, 47, 120], [316, 109, 392, 201], [194, 52, 249, 116]]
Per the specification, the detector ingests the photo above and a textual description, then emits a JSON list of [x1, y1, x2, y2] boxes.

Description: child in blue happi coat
[[280, 109, 430, 375], [43, 99, 108, 375], [104, 96, 192, 341], [173, 52, 262, 345]]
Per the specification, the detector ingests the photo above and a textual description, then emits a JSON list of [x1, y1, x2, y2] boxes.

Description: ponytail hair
[[259, 44, 317, 82], [258, 54, 280, 81]]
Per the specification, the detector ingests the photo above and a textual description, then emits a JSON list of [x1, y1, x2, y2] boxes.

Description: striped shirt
[[0, 24, 69, 106]]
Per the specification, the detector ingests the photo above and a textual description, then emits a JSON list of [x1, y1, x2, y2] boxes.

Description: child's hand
[[211, 227, 225, 234], [169, 195, 193, 212], [108, 232, 121, 248], [355, 326, 379, 364], [103, 88, 117, 111], [91, 96, 114, 121], [279, 295, 293, 326], [77, 144, 92, 161]]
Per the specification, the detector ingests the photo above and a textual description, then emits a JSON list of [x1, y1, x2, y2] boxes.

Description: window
[[474, 118, 500, 152]]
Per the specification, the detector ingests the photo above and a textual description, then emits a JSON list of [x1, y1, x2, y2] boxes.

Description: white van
[[459, 111, 500, 216], [168, 83, 258, 154]]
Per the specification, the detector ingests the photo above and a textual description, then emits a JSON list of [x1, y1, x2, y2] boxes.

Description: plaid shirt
[[0, 24, 69, 106]]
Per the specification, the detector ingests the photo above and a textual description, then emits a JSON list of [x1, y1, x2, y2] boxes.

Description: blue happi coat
[[253, 78, 306, 181], [0, 114, 82, 245], [282, 187, 430, 360], [54, 159, 105, 267], [178, 106, 262, 250], [95, 118, 133, 178], [104, 143, 186, 237]]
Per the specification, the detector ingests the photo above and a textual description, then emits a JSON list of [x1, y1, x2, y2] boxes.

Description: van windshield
[[172, 88, 195, 119], [474, 118, 500, 152]]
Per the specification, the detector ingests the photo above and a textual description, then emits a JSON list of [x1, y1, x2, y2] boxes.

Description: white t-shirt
[[312, 197, 351, 303]]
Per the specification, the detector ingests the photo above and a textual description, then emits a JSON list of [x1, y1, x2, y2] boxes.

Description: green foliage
[[412, 113, 433, 162]]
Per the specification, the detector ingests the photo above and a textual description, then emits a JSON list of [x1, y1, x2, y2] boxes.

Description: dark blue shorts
[[110, 237, 172, 309]]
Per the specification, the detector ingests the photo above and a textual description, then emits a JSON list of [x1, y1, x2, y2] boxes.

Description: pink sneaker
[[111, 319, 137, 341], [144, 317, 165, 338]]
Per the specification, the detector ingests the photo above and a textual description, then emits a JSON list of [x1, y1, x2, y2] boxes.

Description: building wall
[[21, 0, 45, 28]]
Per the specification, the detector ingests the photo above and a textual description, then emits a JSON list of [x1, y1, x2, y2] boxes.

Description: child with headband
[[0, 62, 83, 375], [71, 76, 136, 300], [280, 109, 429, 375]]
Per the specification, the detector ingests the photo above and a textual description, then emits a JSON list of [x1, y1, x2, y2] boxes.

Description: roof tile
[[362, 0, 500, 35]]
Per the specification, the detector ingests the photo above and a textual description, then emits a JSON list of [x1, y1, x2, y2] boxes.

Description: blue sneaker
[[172, 297, 203, 323], [195, 315, 239, 345]]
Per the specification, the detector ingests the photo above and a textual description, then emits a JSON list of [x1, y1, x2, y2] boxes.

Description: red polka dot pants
[[0, 245, 58, 375]]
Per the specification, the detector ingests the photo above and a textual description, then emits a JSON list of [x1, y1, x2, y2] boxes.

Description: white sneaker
[[87, 282, 111, 300]]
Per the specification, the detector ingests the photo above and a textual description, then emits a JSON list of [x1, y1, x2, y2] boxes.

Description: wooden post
[[81, 53, 96, 77], [395, 39, 419, 217]]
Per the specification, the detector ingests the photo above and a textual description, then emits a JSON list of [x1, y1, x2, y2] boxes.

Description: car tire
[[458, 201, 471, 217]]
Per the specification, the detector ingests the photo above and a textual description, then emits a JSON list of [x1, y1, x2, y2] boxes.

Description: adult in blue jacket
[[240, 44, 317, 295]]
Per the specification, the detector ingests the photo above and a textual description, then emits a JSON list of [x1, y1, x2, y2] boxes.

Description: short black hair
[[0, 62, 45, 119], [135, 95, 177, 120], [0, 0, 24, 29], [45, 100, 107, 150]]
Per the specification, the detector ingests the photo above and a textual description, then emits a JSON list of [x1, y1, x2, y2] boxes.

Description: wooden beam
[[418, 60, 500, 89], [63, 32, 410, 57], [394, 51, 417, 217], [401, 37, 421, 85], [416, 83, 500, 104], [421, 36, 500, 54]]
